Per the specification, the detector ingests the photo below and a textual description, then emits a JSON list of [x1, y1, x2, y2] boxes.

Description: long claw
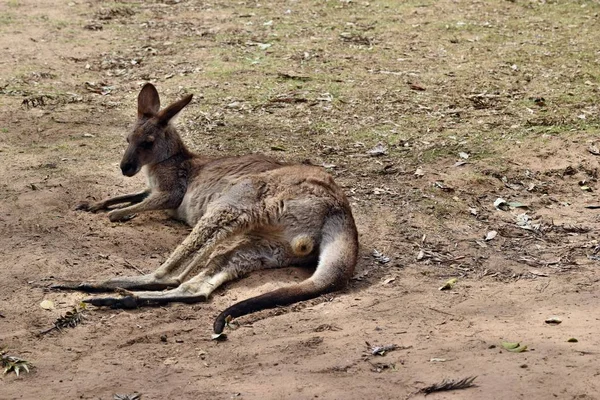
[[83, 295, 140, 309]]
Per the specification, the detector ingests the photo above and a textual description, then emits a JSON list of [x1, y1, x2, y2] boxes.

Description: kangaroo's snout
[[120, 161, 138, 177]]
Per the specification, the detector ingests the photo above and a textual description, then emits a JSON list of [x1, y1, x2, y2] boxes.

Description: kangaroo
[[56, 83, 359, 337]]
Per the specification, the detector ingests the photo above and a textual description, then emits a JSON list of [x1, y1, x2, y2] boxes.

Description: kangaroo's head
[[120, 83, 193, 177]]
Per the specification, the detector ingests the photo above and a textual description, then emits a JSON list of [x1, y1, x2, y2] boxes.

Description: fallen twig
[[427, 307, 454, 316], [366, 341, 398, 356], [276, 72, 311, 81], [269, 96, 308, 104], [40, 305, 86, 335], [114, 394, 142, 400], [369, 361, 397, 372], [123, 259, 145, 275], [420, 376, 477, 395], [1, 349, 33, 376]]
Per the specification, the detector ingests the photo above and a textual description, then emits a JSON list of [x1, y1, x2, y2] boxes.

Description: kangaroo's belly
[[170, 186, 215, 226]]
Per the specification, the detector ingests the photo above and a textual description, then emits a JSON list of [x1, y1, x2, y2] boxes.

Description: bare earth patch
[[1, 0, 599, 399]]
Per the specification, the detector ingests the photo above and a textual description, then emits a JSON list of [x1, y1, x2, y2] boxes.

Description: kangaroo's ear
[[157, 94, 193, 124], [138, 83, 161, 119]]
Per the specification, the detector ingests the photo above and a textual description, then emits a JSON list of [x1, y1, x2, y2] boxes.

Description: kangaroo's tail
[[213, 209, 359, 335]]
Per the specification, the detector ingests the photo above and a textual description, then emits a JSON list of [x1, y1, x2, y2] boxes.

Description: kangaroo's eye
[[140, 140, 153, 150]]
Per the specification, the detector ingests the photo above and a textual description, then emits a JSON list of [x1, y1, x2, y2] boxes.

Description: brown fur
[[59, 83, 359, 336]]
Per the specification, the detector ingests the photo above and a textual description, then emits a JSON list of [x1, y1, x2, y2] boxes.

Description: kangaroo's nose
[[120, 162, 136, 177]]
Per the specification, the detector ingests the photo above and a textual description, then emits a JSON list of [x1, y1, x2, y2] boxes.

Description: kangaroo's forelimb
[[76, 189, 150, 213], [107, 190, 183, 222]]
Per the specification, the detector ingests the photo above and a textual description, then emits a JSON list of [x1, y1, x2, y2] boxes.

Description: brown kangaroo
[[56, 83, 359, 337]]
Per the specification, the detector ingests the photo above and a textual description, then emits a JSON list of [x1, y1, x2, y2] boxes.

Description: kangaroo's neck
[[143, 126, 199, 188], [157, 126, 196, 164]]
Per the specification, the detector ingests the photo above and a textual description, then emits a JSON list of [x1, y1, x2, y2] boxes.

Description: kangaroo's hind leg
[[51, 273, 181, 293], [56, 184, 278, 294], [51, 220, 220, 293], [151, 195, 281, 280], [51, 210, 242, 294], [82, 236, 295, 309], [51, 207, 216, 293]]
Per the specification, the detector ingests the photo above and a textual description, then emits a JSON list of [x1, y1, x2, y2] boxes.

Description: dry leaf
[[494, 198, 509, 211], [372, 249, 390, 264], [40, 300, 55, 310], [545, 316, 562, 325], [439, 278, 458, 291], [434, 181, 455, 192], [484, 230, 497, 241], [529, 270, 549, 277], [163, 357, 178, 365], [502, 341, 528, 352], [366, 143, 388, 157], [409, 82, 426, 91]]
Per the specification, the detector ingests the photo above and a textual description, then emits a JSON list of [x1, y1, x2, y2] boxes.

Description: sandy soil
[[1, 1, 599, 399]]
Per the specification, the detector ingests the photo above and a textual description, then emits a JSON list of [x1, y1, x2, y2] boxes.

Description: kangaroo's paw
[[76, 201, 106, 213]]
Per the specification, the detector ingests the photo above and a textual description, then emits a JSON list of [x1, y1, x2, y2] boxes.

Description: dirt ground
[[1, 0, 600, 399]]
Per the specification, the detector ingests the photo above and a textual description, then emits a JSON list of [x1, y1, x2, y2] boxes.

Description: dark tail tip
[[213, 295, 271, 334], [212, 282, 324, 335], [213, 311, 230, 334]]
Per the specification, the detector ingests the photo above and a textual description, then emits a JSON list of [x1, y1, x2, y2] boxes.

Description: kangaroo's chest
[[143, 166, 160, 189]]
